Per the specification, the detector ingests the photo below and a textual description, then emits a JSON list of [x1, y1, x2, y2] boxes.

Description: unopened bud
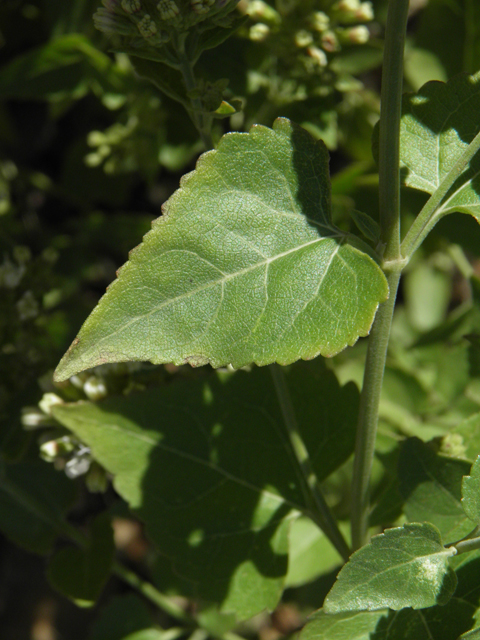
[[344, 25, 370, 44], [157, 0, 180, 19], [307, 46, 327, 67], [121, 0, 141, 13], [39, 393, 63, 416], [246, 0, 280, 25], [310, 11, 329, 32], [295, 30, 313, 48], [191, 0, 214, 14], [321, 30, 340, 52], [356, 2, 374, 21], [83, 376, 108, 401], [249, 22, 270, 41], [137, 14, 158, 37]]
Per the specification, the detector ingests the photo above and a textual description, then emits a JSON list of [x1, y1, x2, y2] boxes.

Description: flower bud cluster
[[94, 0, 241, 52], [242, 0, 374, 66]]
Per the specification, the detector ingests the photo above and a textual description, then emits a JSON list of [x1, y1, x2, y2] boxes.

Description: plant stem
[[350, 269, 401, 550], [112, 561, 192, 624], [350, 0, 409, 551], [175, 45, 214, 150], [270, 365, 351, 562], [451, 534, 480, 555], [401, 128, 480, 260]]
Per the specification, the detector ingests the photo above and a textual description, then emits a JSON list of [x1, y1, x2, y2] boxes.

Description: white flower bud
[[39, 393, 63, 416], [356, 1, 374, 21], [310, 11, 329, 32], [249, 23, 270, 41], [346, 25, 370, 43], [83, 375, 108, 401], [295, 30, 313, 48], [307, 46, 327, 67]]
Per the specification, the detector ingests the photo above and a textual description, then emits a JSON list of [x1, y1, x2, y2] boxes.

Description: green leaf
[[323, 523, 457, 613], [286, 517, 345, 588], [47, 512, 114, 606], [462, 455, 480, 523], [453, 413, 480, 462], [130, 58, 189, 107], [0, 34, 125, 101], [399, 73, 480, 222], [0, 459, 76, 555], [90, 594, 153, 640], [349, 209, 380, 243], [462, 630, 480, 640], [52, 360, 358, 618], [372, 600, 476, 640], [398, 437, 473, 543], [54, 118, 388, 381], [300, 609, 388, 640]]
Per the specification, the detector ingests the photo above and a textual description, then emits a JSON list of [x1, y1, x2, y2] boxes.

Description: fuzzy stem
[[350, 0, 409, 551], [270, 365, 351, 561]]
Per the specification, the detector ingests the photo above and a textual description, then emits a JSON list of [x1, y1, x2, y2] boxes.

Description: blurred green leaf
[[52, 361, 358, 618], [0, 459, 76, 555], [90, 594, 153, 640], [47, 512, 114, 606]]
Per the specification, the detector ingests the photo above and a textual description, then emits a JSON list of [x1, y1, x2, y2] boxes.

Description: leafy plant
[[4, 0, 480, 639]]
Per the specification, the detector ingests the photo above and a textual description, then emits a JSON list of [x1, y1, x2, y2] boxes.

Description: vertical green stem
[[270, 365, 350, 561], [350, 268, 401, 550], [177, 55, 214, 150], [350, 0, 410, 551]]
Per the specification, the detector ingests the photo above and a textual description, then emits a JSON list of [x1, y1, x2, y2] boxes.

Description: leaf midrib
[[83, 234, 346, 357]]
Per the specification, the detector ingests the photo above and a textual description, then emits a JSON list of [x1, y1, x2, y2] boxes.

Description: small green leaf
[[399, 72, 480, 223], [54, 118, 388, 381], [398, 437, 473, 543], [462, 455, 480, 523], [462, 629, 480, 640], [453, 413, 480, 462], [349, 209, 380, 243], [300, 609, 388, 640], [0, 459, 76, 555], [47, 512, 114, 606], [122, 631, 165, 640], [323, 523, 457, 613], [52, 361, 358, 618]]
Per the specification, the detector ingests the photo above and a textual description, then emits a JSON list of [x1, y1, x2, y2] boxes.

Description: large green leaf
[[0, 459, 76, 555], [323, 523, 457, 613], [398, 438, 473, 543], [54, 118, 388, 381], [47, 512, 114, 606], [51, 361, 358, 619], [300, 609, 388, 640], [462, 455, 480, 523], [399, 73, 480, 221]]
